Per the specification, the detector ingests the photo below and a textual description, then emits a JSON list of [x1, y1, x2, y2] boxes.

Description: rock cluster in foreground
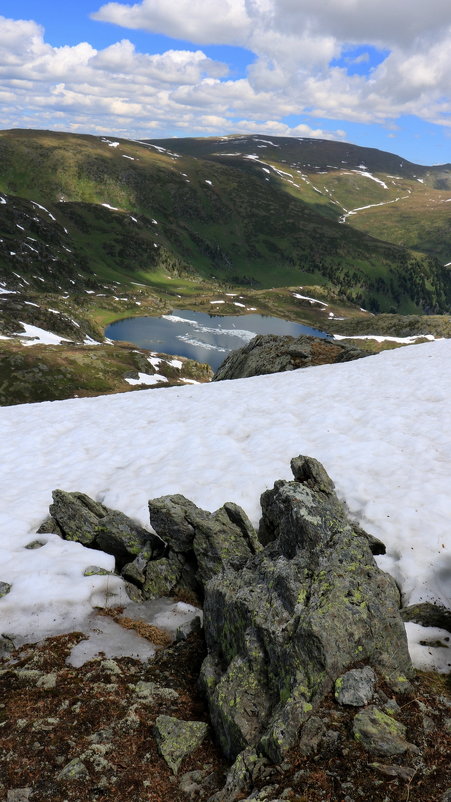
[[25, 455, 440, 800]]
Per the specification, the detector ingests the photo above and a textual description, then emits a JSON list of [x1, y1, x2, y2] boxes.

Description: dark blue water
[[106, 309, 329, 371]]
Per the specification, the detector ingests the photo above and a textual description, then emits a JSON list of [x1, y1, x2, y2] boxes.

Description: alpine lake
[[106, 309, 330, 372]]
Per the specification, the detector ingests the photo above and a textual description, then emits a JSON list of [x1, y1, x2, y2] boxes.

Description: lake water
[[105, 309, 329, 371]]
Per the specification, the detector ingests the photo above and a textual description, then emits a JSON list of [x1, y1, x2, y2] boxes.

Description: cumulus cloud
[[2, 0, 451, 140], [91, 0, 451, 129], [91, 0, 250, 45]]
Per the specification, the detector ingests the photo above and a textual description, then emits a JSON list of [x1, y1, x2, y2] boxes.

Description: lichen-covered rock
[[335, 667, 376, 707], [148, 494, 207, 553], [401, 602, 451, 633], [153, 715, 208, 774], [352, 706, 412, 755], [212, 333, 370, 381], [147, 494, 261, 590], [57, 757, 90, 781], [200, 456, 413, 764], [0, 582, 11, 598], [42, 490, 163, 569]]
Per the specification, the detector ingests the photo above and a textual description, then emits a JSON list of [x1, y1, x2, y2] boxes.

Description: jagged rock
[[401, 602, 451, 633], [335, 667, 376, 707], [41, 490, 163, 570], [148, 494, 207, 553], [200, 455, 413, 764], [147, 494, 261, 592], [153, 715, 208, 774], [0, 582, 11, 598], [193, 504, 261, 585], [57, 757, 90, 781], [352, 706, 413, 756], [212, 333, 370, 381]]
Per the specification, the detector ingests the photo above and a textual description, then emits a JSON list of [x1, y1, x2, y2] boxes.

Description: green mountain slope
[[0, 129, 449, 313], [147, 134, 451, 266]]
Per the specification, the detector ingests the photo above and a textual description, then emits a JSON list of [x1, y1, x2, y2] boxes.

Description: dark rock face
[[148, 495, 261, 592], [401, 602, 451, 633], [42, 490, 164, 571], [212, 334, 370, 381], [200, 456, 413, 764]]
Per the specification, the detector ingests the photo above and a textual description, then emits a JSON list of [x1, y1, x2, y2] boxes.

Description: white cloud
[[91, 0, 250, 45], [2, 1, 451, 141]]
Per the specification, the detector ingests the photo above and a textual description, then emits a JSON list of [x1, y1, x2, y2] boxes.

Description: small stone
[[154, 715, 208, 774], [7, 790, 32, 802], [24, 540, 45, 549], [0, 582, 11, 599], [100, 659, 122, 676], [352, 706, 411, 756], [57, 757, 90, 781], [335, 667, 376, 707], [369, 763, 416, 781], [36, 673, 57, 690], [83, 566, 113, 576]]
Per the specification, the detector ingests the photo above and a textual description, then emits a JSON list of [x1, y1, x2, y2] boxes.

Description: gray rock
[[7, 790, 32, 802], [442, 790, 451, 802], [352, 706, 411, 755], [401, 602, 451, 633], [154, 715, 208, 774], [193, 504, 260, 585], [148, 494, 206, 552], [200, 456, 413, 764], [83, 566, 113, 577], [0, 582, 11, 598], [368, 763, 416, 781], [142, 554, 184, 599], [212, 334, 370, 381], [24, 540, 46, 550], [57, 757, 90, 781], [298, 716, 326, 756], [147, 494, 260, 591], [335, 667, 376, 707], [44, 489, 162, 569]]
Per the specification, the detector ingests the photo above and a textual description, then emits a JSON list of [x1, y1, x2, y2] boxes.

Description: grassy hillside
[[147, 134, 451, 269], [0, 129, 449, 314]]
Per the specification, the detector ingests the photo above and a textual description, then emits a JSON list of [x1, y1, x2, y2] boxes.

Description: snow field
[[0, 340, 450, 670]]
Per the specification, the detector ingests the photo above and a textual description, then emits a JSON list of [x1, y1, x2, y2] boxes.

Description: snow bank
[[0, 341, 450, 670]]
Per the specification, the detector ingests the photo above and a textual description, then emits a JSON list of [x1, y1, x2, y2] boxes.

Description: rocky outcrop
[[40, 490, 165, 571], [200, 455, 413, 765], [39, 489, 261, 602], [212, 333, 370, 381]]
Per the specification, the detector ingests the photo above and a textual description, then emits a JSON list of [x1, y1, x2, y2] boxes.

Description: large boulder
[[200, 456, 413, 764], [212, 334, 370, 381]]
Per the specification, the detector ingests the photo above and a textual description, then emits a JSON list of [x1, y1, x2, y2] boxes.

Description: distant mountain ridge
[[0, 129, 449, 314]]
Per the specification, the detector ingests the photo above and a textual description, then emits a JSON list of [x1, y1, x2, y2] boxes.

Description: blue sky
[[0, 0, 450, 164]]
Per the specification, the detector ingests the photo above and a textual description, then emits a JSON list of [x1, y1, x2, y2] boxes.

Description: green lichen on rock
[[200, 455, 413, 764], [153, 715, 208, 774], [352, 706, 413, 756], [0, 582, 11, 598], [57, 757, 90, 781]]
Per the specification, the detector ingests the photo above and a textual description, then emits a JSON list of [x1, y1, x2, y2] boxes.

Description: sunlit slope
[[149, 134, 451, 266], [0, 129, 449, 312]]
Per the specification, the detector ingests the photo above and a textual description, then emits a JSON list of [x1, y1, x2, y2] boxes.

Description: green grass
[[0, 129, 450, 315]]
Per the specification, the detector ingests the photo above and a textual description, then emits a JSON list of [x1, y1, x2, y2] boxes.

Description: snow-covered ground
[[1, 340, 450, 670]]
